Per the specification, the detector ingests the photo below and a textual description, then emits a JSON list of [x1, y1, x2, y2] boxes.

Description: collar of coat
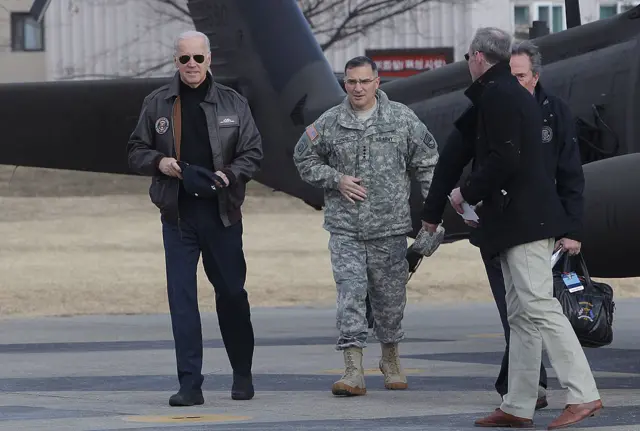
[[463, 60, 513, 105], [337, 89, 395, 130], [534, 81, 550, 106], [165, 70, 217, 103]]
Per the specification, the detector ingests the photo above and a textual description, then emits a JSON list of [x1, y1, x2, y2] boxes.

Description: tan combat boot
[[379, 342, 408, 390], [331, 347, 366, 396]]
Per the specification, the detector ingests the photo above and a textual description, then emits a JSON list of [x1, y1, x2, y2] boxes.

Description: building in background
[[0, 0, 637, 83], [41, 0, 192, 81], [598, 0, 639, 17], [0, 0, 47, 83], [512, 0, 638, 40]]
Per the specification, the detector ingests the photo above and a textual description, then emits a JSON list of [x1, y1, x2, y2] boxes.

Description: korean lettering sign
[[365, 48, 454, 77]]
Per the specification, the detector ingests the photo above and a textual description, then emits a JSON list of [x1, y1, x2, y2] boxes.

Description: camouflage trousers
[[328, 233, 409, 350]]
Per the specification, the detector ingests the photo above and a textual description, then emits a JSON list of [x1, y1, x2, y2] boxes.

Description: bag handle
[[560, 250, 570, 272], [576, 253, 593, 285], [559, 251, 594, 288]]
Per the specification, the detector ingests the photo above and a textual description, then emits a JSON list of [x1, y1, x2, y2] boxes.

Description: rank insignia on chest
[[305, 123, 319, 141]]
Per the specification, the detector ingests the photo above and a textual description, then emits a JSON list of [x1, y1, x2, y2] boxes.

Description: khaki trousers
[[499, 238, 600, 419]]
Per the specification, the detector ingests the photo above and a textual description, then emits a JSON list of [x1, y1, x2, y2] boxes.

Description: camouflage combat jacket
[[293, 89, 439, 240]]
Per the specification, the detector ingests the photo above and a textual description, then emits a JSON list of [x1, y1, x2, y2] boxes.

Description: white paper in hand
[[551, 248, 565, 267], [448, 195, 479, 222]]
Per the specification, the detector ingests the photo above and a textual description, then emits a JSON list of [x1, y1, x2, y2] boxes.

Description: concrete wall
[[0, 0, 46, 83]]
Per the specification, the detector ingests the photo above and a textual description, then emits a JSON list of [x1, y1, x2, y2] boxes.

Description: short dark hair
[[344, 56, 378, 75]]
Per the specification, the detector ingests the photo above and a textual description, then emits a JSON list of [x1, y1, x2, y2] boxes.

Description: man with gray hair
[[127, 30, 263, 406], [421, 27, 602, 428], [475, 39, 587, 413]]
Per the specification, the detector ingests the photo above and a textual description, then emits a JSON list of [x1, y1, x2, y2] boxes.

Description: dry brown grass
[[0, 166, 638, 318]]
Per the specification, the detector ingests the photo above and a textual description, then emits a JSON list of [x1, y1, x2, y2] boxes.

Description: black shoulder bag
[[552, 252, 616, 348]]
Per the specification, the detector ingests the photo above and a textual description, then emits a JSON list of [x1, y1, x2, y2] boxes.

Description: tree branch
[[58, 59, 175, 80], [60, 0, 462, 79], [316, 0, 432, 51], [300, 0, 438, 52], [151, 0, 190, 18], [299, 0, 346, 21], [144, 0, 191, 24]]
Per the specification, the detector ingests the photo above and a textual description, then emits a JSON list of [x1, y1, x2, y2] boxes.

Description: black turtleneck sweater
[[179, 76, 213, 171]]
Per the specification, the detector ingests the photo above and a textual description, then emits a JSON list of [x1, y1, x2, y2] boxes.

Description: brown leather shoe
[[547, 399, 603, 430], [475, 408, 534, 428]]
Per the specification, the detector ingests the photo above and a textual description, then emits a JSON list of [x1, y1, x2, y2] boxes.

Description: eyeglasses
[[344, 77, 376, 86], [465, 51, 482, 61], [178, 54, 206, 64]]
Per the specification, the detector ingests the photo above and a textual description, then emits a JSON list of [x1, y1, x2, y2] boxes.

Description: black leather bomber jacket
[[127, 71, 263, 226]]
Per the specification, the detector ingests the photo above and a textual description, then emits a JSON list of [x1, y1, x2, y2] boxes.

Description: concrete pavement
[[0, 299, 639, 430]]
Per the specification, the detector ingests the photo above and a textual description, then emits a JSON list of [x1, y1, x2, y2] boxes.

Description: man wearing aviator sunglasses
[[127, 30, 263, 407], [177, 53, 207, 66]]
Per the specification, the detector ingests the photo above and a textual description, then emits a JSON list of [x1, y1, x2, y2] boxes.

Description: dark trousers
[[161, 196, 254, 391], [483, 253, 548, 397]]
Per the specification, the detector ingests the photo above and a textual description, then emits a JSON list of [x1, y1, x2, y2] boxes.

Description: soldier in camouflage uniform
[[292, 56, 439, 396]]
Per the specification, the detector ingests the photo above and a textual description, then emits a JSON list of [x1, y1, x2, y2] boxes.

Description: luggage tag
[[562, 272, 584, 293]]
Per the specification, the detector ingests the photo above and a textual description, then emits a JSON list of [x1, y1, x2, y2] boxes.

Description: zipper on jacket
[[212, 104, 224, 225], [171, 97, 182, 240]]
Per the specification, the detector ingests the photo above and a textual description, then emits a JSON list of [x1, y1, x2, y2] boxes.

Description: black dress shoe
[[231, 373, 254, 400], [536, 396, 548, 410], [169, 389, 204, 406]]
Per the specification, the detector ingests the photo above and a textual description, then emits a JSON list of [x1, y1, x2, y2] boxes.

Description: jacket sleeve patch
[[305, 123, 319, 141], [155, 117, 170, 135], [423, 131, 436, 149]]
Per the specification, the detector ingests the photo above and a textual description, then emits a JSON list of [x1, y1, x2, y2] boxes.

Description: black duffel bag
[[552, 252, 615, 348]]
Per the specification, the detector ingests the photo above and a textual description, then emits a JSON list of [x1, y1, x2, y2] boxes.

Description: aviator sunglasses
[[177, 54, 206, 64]]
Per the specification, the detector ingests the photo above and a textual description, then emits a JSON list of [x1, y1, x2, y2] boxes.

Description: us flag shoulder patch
[[305, 123, 319, 141]]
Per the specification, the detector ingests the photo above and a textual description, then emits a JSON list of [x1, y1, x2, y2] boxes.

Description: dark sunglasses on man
[[464, 51, 482, 61], [177, 54, 206, 65]]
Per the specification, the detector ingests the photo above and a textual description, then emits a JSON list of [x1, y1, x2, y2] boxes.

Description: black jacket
[[535, 83, 584, 241], [422, 61, 573, 257], [127, 71, 263, 226]]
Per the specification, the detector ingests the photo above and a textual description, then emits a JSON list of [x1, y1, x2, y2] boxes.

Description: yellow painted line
[[319, 368, 425, 375], [124, 414, 251, 424], [467, 333, 503, 339]]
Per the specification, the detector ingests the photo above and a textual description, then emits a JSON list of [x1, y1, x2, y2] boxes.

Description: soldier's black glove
[[406, 224, 446, 279]]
